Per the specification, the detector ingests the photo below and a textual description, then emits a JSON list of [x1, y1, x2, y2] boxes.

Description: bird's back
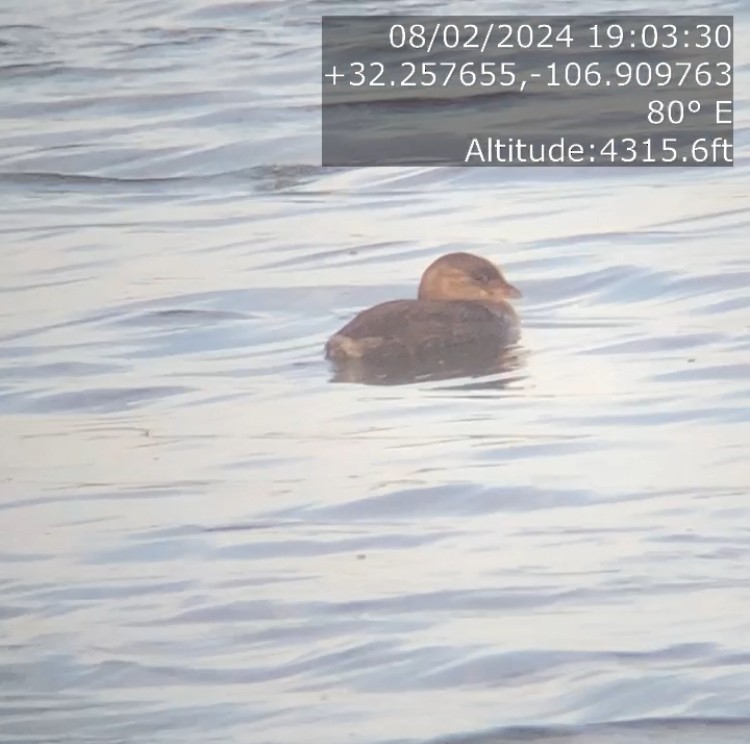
[[325, 299, 519, 362]]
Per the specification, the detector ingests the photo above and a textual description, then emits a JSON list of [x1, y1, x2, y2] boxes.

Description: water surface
[[1, 1, 749, 743]]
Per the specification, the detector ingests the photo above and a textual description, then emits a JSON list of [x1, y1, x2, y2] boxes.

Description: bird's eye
[[472, 270, 491, 283]]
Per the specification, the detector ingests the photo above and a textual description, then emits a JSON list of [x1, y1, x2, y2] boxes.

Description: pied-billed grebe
[[325, 252, 521, 364]]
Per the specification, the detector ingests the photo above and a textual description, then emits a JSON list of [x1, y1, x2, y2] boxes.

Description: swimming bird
[[325, 252, 521, 368]]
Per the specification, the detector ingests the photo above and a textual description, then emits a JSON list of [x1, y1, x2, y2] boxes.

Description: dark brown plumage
[[325, 252, 521, 366]]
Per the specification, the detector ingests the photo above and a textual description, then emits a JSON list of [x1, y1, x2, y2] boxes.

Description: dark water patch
[[0, 692, 270, 744], [435, 717, 750, 744], [152, 586, 576, 630], [392, 643, 722, 692], [183, 0, 310, 22], [204, 520, 313, 534], [661, 269, 750, 299], [87, 518, 455, 564], [260, 239, 417, 270], [0, 482, 212, 513], [85, 536, 210, 565], [0, 550, 48, 563], [115, 25, 261, 54], [652, 205, 750, 230], [0, 604, 32, 620], [284, 483, 602, 522], [220, 451, 291, 469], [214, 532, 453, 560], [247, 164, 331, 193], [579, 332, 726, 355], [102, 285, 355, 326], [0, 276, 88, 294], [694, 295, 750, 315], [520, 264, 664, 306], [476, 437, 603, 461], [152, 597, 322, 626], [322, 586, 587, 618], [115, 307, 250, 327], [527, 229, 684, 250], [0, 171, 224, 189], [0, 62, 67, 79], [551, 405, 747, 428], [0, 384, 193, 414], [109, 322, 293, 359], [31, 580, 196, 606], [0, 360, 123, 379], [652, 363, 750, 384], [235, 615, 398, 648]]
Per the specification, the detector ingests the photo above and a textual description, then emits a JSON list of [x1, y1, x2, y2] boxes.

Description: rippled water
[[1, 0, 749, 743]]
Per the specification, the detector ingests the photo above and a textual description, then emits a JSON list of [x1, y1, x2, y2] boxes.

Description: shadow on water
[[328, 344, 527, 387]]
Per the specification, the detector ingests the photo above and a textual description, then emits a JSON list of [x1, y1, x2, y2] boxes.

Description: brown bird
[[325, 252, 521, 366]]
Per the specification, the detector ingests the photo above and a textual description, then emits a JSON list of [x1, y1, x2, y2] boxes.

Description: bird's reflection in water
[[329, 343, 526, 388]]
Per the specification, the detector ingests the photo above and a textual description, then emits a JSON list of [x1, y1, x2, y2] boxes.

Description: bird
[[325, 252, 521, 369]]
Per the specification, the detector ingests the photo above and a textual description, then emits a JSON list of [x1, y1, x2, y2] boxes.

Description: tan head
[[417, 252, 521, 304]]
